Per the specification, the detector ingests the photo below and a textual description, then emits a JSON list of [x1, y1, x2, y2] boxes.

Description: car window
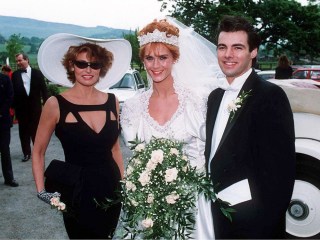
[[293, 70, 307, 79], [134, 72, 145, 89], [110, 73, 135, 89], [311, 70, 320, 80]]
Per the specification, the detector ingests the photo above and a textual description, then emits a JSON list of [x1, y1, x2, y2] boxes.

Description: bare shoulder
[[44, 95, 59, 108], [42, 96, 60, 123]]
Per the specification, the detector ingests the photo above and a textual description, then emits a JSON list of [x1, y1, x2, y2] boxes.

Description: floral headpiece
[[138, 29, 179, 47]]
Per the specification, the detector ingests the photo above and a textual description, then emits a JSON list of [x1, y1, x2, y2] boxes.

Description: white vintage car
[[104, 69, 147, 111], [268, 78, 320, 239]]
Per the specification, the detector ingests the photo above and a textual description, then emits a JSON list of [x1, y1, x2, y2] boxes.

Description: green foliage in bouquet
[[98, 137, 235, 239]]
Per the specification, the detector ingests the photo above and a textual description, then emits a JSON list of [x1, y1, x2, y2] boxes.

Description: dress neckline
[[142, 83, 186, 132], [58, 94, 110, 106]]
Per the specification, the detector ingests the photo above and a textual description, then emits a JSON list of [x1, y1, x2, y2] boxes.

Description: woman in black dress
[[32, 34, 131, 239]]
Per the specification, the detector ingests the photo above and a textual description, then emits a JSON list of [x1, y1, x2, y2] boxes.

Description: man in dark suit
[[205, 16, 295, 238], [12, 53, 48, 162], [0, 72, 19, 187]]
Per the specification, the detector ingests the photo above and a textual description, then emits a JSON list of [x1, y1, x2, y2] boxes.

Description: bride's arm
[[185, 93, 207, 142], [120, 96, 141, 146]]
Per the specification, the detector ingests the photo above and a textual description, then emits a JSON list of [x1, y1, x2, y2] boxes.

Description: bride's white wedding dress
[[120, 83, 215, 239]]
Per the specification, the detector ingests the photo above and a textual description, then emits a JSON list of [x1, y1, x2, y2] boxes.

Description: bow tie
[[217, 76, 238, 92], [20, 69, 27, 73]]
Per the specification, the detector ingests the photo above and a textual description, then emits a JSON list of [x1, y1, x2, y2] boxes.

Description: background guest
[[1, 65, 13, 79], [275, 54, 293, 79], [0, 72, 19, 187], [11, 53, 48, 162], [1, 65, 15, 125]]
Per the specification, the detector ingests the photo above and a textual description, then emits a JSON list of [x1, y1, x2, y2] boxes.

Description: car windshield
[[110, 73, 135, 89]]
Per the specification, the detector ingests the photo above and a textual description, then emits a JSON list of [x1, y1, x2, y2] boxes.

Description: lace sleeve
[[185, 91, 207, 142], [120, 96, 142, 146]]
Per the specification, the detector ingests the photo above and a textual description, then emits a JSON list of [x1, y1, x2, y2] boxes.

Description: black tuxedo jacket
[[205, 70, 295, 239], [0, 73, 13, 129], [12, 68, 48, 124]]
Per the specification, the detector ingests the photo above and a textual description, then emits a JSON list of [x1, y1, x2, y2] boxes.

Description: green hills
[[0, 15, 131, 39]]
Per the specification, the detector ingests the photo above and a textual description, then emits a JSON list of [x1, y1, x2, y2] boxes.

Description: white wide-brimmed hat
[[37, 33, 132, 90]]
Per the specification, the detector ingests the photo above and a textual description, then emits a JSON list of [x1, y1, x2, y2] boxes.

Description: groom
[[205, 15, 296, 239]]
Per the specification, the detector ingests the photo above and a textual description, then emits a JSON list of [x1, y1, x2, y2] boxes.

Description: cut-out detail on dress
[[65, 112, 78, 123]]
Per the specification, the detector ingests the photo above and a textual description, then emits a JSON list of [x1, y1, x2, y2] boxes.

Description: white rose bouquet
[[98, 137, 234, 239]]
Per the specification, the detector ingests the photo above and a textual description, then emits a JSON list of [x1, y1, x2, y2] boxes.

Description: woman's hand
[[37, 189, 61, 204]]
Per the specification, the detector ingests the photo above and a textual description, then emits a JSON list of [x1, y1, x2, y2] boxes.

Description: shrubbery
[[47, 84, 60, 97]]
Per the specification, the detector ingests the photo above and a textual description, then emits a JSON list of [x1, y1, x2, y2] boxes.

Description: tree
[[158, 0, 320, 62], [123, 30, 143, 71], [6, 34, 24, 64]]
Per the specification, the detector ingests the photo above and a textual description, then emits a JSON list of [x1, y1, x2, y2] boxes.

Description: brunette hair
[[217, 15, 261, 65], [62, 42, 113, 83], [1, 65, 12, 73], [278, 55, 291, 68], [138, 19, 180, 61]]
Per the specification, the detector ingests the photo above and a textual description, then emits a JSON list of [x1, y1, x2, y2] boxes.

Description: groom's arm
[[254, 83, 295, 223]]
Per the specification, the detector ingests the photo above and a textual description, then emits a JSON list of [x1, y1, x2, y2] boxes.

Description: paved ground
[[0, 123, 132, 239]]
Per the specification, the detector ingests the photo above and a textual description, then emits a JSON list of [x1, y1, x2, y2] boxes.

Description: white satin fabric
[[120, 83, 215, 239]]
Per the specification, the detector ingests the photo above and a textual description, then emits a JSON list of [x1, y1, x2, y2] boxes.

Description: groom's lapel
[[208, 89, 225, 134], [216, 73, 256, 153], [206, 88, 225, 160]]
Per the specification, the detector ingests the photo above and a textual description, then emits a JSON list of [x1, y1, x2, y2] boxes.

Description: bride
[[120, 17, 221, 239]]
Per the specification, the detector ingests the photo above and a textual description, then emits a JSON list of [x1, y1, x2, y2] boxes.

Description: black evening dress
[[54, 94, 121, 239]]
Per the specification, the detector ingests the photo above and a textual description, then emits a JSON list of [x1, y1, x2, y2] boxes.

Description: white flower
[[135, 143, 145, 152], [57, 202, 66, 211], [165, 168, 178, 183], [132, 158, 141, 165], [50, 196, 66, 212], [227, 100, 240, 113], [170, 148, 179, 156], [147, 194, 154, 204], [141, 218, 154, 228], [226, 90, 251, 122], [50, 197, 60, 207], [139, 171, 151, 186], [166, 193, 180, 204], [126, 165, 134, 175], [151, 149, 164, 164], [182, 155, 188, 161], [146, 160, 157, 171], [126, 181, 137, 191]]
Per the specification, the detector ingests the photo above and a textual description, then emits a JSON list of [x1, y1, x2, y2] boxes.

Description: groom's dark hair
[[217, 15, 261, 65]]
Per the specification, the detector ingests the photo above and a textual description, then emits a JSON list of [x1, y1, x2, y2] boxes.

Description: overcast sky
[[0, 0, 169, 30], [0, 0, 309, 30]]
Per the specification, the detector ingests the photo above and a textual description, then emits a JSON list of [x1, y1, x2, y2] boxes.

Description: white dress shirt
[[208, 68, 252, 169], [22, 66, 31, 95]]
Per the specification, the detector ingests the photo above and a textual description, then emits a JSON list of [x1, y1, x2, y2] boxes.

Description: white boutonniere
[[227, 90, 252, 122]]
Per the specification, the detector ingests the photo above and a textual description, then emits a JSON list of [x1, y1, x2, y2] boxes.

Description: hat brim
[[37, 33, 132, 91]]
